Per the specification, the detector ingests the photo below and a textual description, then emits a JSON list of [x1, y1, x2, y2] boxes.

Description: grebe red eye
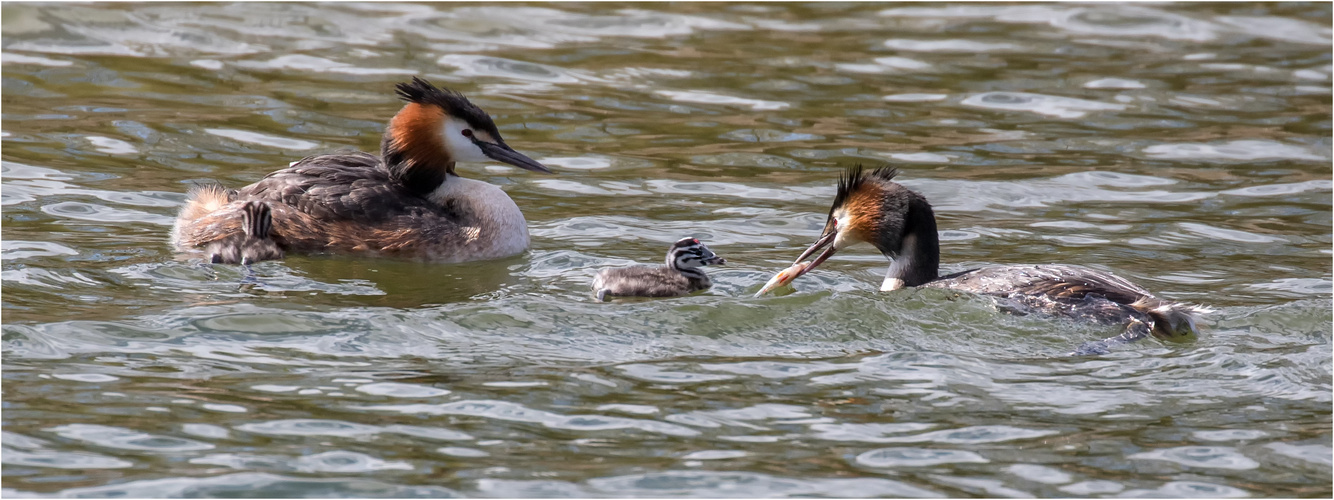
[[462, 129, 473, 138]]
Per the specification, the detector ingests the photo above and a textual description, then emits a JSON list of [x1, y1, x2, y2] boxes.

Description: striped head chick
[[666, 237, 727, 277], [593, 237, 726, 301], [205, 201, 284, 265], [758, 165, 940, 295], [381, 77, 551, 196]]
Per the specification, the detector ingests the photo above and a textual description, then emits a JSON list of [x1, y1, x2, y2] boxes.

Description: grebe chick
[[593, 238, 726, 301], [760, 166, 1208, 355], [204, 200, 284, 265], [172, 77, 552, 264]]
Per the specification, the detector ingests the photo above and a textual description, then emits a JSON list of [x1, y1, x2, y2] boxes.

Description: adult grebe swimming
[[172, 77, 552, 264], [757, 166, 1208, 355]]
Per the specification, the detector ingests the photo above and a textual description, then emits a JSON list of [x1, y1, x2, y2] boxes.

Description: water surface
[[3, 2, 1331, 498]]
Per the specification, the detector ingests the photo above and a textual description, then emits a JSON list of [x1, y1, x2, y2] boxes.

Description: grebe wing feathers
[[196, 151, 474, 257], [237, 151, 446, 223], [926, 264, 1152, 305]]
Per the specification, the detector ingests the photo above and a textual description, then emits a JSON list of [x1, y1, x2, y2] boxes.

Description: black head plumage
[[667, 237, 725, 270], [828, 164, 899, 216], [394, 77, 503, 140]]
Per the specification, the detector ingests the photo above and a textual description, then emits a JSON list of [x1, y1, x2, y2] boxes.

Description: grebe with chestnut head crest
[[172, 77, 552, 264], [758, 165, 1208, 355]]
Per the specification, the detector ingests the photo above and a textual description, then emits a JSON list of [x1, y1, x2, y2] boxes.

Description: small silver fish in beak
[[754, 260, 812, 297], [754, 219, 841, 296]]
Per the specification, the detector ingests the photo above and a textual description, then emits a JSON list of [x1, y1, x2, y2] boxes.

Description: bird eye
[[462, 129, 473, 138]]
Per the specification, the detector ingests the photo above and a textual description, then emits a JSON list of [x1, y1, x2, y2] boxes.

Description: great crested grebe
[[172, 77, 552, 264], [757, 166, 1208, 355], [593, 237, 726, 301]]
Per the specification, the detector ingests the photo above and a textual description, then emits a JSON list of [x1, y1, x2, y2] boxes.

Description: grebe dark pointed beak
[[791, 230, 838, 279], [477, 141, 553, 174], [755, 229, 838, 296]]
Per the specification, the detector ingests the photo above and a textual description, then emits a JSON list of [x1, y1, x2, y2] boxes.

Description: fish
[[755, 261, 811, 297]]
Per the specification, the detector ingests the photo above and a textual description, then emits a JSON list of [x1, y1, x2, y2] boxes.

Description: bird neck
[[674, 265, 711, 290], [881, 195, 940, 291], [668, 254, 709, 281], [427, 174, 529, 257], [381, 107, 455, 197], [675, 266, 707, 279]]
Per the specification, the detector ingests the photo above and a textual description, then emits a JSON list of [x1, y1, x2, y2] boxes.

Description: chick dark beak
[[705, 255, 726, 265], [477, 141, 553, 174], [790, 230, 838, 280]]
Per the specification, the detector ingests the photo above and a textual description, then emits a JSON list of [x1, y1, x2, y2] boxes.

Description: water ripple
[[1220, 180, 1333, 197], [1, 2, 1329, 497], [437, 54, 591, 84], [1, 240, 78, 260], [356, 399, 700, 437], [204, 128, 319, 150], [1151, 140, 1327, 162], [1120, 481, 1251, 498], [855, 447, 990, 467], [1129, 445, 1260, 470], [11, 472, 461, 498], [46, 424, 214, 452], [236, 419, 381, 438], [40, 201, 175, 225], [961, 92, 1126, 119], [1, 447, 133, 469], [882, 39, 1019, 52], [874, 425, 1060, 444], [294, 450, 413, 473], [587, 470, 944, 498], [355, 382, 451, 398], [655, 90, 790, 111]]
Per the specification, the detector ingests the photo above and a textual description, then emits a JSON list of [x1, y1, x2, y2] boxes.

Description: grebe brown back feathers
[[760, 166, 1207, 355], [593, 238, 726, 301], [172, 77, 552, 264]]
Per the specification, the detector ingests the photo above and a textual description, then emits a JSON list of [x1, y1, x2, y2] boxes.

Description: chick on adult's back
[[593, 238, 726, 301], [202, 200, 284, 265], [172, 77, 552, 264]]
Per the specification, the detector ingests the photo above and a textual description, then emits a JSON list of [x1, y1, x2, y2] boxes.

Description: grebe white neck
[[427, 174, 529, 259]]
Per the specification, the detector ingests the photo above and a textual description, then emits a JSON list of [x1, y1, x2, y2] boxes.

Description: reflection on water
[[2, 1, 1331, 498]]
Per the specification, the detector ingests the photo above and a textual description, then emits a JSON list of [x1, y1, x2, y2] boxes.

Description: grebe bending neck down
[[758, 166, 1208, 355], [593, 238, 726, 301], [172, 77, 552, 264]]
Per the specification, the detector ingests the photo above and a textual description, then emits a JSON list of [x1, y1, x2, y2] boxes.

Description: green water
[[2, 2, 1331, 497]]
